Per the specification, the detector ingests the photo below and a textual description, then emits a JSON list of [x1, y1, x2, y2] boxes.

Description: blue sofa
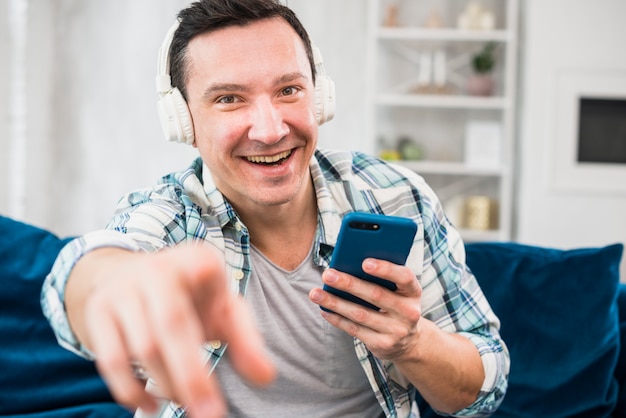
[[1, 215, 624, 417]]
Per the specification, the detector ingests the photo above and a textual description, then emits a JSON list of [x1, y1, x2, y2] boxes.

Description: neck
[[237, 177, 318, 271]]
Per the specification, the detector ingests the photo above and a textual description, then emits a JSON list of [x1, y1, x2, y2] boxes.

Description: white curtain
[[0, 0, 368, 236]]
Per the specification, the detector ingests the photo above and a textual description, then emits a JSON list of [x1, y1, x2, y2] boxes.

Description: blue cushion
[[612, 284, 626, 417], [464, 242, 623, 418], [0, 216, 131, 417]]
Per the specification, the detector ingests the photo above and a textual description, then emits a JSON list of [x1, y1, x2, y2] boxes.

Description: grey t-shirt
[[214, 244, 383, 417]]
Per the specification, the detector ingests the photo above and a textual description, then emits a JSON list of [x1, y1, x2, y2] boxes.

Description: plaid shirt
[[42, 148, 509, 418]]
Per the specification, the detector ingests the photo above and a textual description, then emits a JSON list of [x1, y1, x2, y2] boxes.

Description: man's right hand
[[66, 243, 275, 417]]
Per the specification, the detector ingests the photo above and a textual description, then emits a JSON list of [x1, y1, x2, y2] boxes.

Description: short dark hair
[[170, 0, 315, 100]]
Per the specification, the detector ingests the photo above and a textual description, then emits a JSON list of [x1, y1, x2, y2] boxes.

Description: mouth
[[245, 150, 292, 166]]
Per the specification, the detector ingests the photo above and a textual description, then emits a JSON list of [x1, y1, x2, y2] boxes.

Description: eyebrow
[[201, 72, 309, 101]]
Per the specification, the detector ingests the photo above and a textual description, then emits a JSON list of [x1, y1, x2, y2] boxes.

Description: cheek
[[283, 102, 318, 133], [193, 113, 244, 152]]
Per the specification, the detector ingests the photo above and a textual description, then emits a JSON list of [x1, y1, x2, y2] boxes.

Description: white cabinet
[[365, 0, 519, 241]]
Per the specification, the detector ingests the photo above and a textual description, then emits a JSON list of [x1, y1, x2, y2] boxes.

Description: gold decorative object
[[462, 196, 499, 230]]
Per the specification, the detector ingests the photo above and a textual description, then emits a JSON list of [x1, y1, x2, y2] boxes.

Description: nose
[[247, 97, 289, 144]]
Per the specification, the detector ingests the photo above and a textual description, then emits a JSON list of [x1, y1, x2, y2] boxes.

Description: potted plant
[[466, 42, 496, 96]]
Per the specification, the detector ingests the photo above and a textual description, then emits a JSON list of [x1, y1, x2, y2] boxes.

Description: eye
[[280, 86, 300, 97], [217, 95, 239, 104]]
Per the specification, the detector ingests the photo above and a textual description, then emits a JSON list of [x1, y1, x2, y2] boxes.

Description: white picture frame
[[552, 70, 626, 194], [464, 120, 502, 169]]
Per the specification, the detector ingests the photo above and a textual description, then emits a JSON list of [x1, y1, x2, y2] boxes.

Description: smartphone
[[322, 212, 417, 311]]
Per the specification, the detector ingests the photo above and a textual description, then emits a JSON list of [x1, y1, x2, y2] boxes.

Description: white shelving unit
[[365, 0, 519, 242]]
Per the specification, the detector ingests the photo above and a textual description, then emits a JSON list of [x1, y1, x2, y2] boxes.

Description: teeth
[[247, 150, 291, 164]]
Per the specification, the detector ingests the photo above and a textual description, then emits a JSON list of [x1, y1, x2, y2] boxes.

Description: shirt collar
[[198, 159, 241, 230], [310, 151, 342, 249]]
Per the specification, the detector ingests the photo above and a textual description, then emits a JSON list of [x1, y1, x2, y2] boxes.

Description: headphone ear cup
[[315, 74, 336, 125], [311, 45, 335, 126], [156, 87, 195, 145]]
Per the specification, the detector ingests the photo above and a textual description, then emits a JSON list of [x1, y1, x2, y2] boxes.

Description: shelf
[[377, 93, 508, 109], [367, 0, 519, 242], [377, 27, 511, 42], [392, 160, 503, 176]]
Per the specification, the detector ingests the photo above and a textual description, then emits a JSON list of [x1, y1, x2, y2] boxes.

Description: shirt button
[[209, 340, 221, 350], [234, 221, 243, 231], [233, 270, 244, 280]]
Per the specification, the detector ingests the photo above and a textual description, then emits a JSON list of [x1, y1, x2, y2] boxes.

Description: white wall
[[517, 0, 626, 279], [3, 1, 198, 236], [0, 1, 9, 214]]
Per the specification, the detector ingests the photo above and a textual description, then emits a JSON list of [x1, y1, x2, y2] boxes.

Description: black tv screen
[[577, 97, 626, 164]]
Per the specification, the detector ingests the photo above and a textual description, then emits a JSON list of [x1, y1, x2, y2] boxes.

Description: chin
[[249, 186, 300, 207], [252, 194, 295, 207]]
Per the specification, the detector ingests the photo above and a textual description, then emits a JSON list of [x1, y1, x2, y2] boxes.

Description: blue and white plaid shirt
[[42, 149, 508, 418]]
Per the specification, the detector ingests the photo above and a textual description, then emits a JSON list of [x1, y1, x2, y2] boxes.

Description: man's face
[[184, 17, 319, 211]]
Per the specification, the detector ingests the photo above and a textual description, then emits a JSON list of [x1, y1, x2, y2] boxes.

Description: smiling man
[[41, 1, 509, 417]]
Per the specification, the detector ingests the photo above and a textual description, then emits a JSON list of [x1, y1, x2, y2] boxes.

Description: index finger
[[158, 244, 274, 407], [362, 258, 420, 295], [144, 271, 225, 417], [181, 247, 276, 387]]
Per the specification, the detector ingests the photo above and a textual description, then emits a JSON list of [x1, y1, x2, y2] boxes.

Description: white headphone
[[155, 20, 336, 145]]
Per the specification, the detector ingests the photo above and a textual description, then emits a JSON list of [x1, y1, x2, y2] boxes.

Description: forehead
[[185, 17, 312, 86]]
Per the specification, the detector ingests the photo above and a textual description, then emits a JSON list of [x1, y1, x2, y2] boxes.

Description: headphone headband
[[156, 20, 179, 94]]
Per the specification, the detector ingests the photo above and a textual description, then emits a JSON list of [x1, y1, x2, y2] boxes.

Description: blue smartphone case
[[323, 212, 417, 311]]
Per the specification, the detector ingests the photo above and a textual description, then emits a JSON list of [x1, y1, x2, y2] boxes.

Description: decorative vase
[[466, 74, 495, 96]]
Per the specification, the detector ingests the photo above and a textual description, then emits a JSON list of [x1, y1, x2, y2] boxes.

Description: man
[[42, 1, 509, 417]]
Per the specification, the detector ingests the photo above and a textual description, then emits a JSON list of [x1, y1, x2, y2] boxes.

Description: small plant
[[472, 42, 496, 74]]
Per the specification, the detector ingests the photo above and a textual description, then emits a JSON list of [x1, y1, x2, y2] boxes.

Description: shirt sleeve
[[40, 183, 193, 359], [416, 178, 510, 416], [40, 230, 144, 358]]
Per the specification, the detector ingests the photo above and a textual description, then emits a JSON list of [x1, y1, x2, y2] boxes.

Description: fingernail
[[324, 270, 338, 284], [363, 259, 377, 270], [310, 289, 323, 302]]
